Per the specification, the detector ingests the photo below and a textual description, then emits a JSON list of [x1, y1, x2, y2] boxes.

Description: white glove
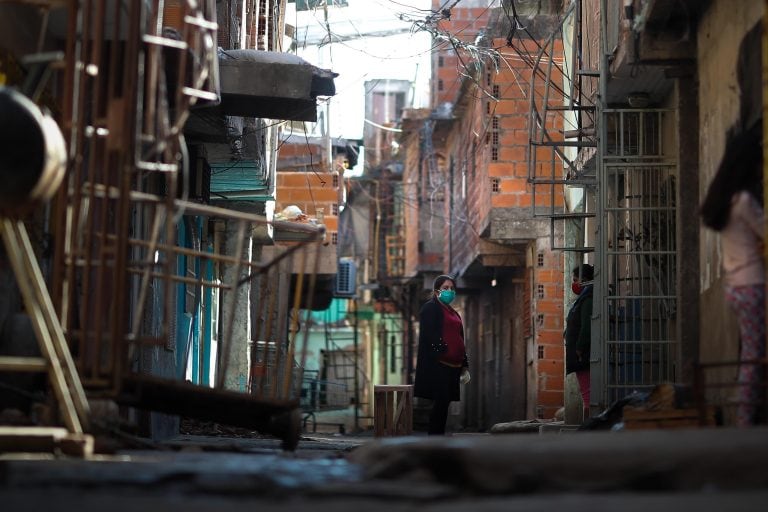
[[460, 369, 471, 385]]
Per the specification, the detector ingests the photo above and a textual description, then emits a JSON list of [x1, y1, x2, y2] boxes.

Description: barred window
[[491, 115, 500, 161]]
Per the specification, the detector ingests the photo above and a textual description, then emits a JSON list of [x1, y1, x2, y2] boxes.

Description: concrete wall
[[697, 1, 764, 368]]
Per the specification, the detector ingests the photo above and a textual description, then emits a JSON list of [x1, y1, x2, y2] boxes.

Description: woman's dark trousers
[[428, 399, 450, 435]]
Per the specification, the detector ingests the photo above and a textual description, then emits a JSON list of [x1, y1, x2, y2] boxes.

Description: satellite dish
[[0, 86, 67, 215]]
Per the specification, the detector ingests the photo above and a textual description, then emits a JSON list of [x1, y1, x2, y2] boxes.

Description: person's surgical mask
[[571, 281, 583, 295], [438, 289, 456, 305]]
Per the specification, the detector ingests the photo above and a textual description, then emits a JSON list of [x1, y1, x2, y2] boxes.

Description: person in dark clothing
[[565, 264, 594, 416], [414, 275, 470, 435]]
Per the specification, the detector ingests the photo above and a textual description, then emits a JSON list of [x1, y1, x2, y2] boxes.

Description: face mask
[[438, 289, 456, 305], [571, 282, 583, 295]]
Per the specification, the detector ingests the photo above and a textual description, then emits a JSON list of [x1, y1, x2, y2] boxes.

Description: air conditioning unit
[[335, 258, 356, 297]]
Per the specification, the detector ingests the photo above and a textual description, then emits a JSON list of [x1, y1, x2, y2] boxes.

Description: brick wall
[[452, 35, 566, 419], [533, 245, 564, 418], [400, 122, 424, 278], [414, 4, 567, 421], [275, 155, 343, 237], [431, 0, 494, 107]]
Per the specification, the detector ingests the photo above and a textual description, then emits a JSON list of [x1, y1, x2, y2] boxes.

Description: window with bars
[[491, 115, 499, 161]]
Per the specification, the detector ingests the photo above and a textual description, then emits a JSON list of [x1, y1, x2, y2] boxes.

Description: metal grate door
[[596, 109, 678, 407]]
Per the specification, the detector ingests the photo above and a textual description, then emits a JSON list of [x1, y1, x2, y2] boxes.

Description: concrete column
[[219, 218, 252, 392], [676, 74, 700, 385]]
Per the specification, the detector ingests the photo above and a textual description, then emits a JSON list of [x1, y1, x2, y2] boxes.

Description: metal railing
[[51, 1, 323, 411]]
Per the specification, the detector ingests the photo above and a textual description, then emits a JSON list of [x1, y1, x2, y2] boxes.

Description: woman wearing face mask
[[414, 275, 470, 435], [565, 264, 594, 417]]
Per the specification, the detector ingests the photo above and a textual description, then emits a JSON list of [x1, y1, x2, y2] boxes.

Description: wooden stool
[[374, 385, 413, 437]]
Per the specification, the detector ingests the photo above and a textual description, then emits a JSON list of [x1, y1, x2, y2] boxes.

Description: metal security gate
[[596, 109, 678, 407]]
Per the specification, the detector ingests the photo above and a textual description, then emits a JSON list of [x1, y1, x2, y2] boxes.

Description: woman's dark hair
[[433, 274, 455, 291], [700, 122, 763, 231], [572, 264, 594, 281]]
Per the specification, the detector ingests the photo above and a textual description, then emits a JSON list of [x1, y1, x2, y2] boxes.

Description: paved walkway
[[1, 427, 767, 511]]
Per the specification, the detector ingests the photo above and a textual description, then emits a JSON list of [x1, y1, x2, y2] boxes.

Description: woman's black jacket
[[413, 298, 468, 401], [565, 285, 593, 374]]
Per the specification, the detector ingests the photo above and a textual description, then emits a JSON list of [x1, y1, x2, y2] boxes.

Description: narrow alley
[[2, 0, 768, 510]]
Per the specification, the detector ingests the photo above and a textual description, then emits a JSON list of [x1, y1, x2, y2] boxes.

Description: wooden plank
[[624, 408, 700, 420], [385, 391, 394, 436], [393, 392, 406, 434], [374, 391, 385, 437], [0, 356, 48, 372], [403, 388, 412, 434], [0, 427, 68, 453], [374, 385, 412, 392], [57, 432, 94, 458], [118, 374, 300, 449], [623, 407, 717, 430], [0, 427, 94, 457]]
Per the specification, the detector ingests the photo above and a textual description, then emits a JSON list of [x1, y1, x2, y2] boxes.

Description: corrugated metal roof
[[210, 161, 271, 201]]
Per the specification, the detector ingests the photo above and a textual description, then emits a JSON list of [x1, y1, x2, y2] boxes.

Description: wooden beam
[[0, 356, 48, 372], [0, 427, 94, 457]]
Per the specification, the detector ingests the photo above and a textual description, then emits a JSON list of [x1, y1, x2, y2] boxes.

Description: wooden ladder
[[0, 217, 92, 456]]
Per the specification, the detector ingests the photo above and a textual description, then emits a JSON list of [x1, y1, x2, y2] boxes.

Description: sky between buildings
[[287, 0, 433, 146]]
